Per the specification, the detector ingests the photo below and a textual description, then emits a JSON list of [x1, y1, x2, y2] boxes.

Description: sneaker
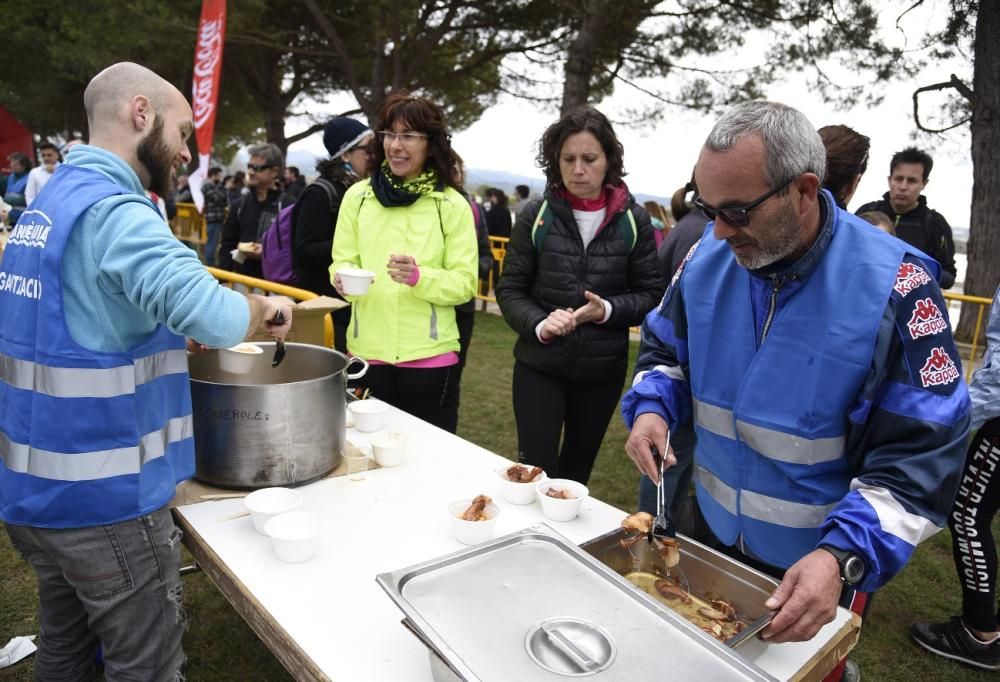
[[842, 659, 861, 682], [911, 617, 1000, 670]]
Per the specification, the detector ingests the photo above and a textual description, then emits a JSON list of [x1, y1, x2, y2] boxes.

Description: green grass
[[1, 310, 995, 680]]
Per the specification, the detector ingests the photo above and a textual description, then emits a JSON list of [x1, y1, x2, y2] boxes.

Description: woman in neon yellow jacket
[[331, 92, 478, 430]]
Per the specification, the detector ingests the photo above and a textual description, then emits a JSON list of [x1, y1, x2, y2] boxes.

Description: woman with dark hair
[[293, 117, 374, 352], [484, 187, 511, 238], [817, 124, 870, 210], [496, 106, 663, 484], [331, 92, 478, 430]]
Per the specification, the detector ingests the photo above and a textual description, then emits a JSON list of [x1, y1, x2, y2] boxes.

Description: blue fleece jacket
[[62, 145, 249, 352]]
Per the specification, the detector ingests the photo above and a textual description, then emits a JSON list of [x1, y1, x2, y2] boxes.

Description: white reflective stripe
[[852, 481, 941, 545], [693, 398, 736, 439], [695, 466, 737, 515], [0, 416, 192, 481], [736, 421, 845, 465], [633, 364, 686, 388], [696, 465, 837, 529], [741, 490, 837, 529], [0, 349, 186, 398]]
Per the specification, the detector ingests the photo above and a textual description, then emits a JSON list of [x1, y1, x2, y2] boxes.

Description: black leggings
[[361, 363, 453, 432], [439, 309, 475, 434], [949, 416, 1000, 632], [511, 360, 624, 485]]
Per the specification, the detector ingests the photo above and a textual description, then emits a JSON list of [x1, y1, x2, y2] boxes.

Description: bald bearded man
[[0, 62, 292, 680]]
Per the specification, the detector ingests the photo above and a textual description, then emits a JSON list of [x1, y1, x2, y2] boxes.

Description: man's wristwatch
[[819, 544, 865, 586]]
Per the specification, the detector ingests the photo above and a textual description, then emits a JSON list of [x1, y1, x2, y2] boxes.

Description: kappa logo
[[894, 262, 932, 297], [907, 298, 949, 339], [670, 241, 700, 288], [919, 347, 960, 387]]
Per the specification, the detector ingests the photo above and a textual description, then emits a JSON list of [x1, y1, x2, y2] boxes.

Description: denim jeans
[[6, 505, 186, 681], [204, 221, 222, 266]]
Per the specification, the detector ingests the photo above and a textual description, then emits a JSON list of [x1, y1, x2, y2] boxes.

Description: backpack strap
[[619, 207, 637, 251], [530, 199, 551, 255], [312, 177, 340, 214]]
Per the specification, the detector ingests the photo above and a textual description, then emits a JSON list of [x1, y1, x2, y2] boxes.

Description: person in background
[[512, 183, 531, 217], [284, 166, 307, 200], [484, 187, 512, 239], [859, 210, 895, 235], [623, 101, 969, 682], [219, 143, 288, 279], [496, 106, 663, 484], [201, 166, 228, 266], [911, 284, 1000, 672], [331, 92, 477, 430], [25, 142, 61, 205], [643, 200, 670, 250], [817, 125, 869, 210], [0, 61, 291, 682], [658, 177, 708, 282], [856, 147, 957, 289], [2, 152, 32, 224], [226, 170, 246, 208], [293, 116, 374, 351]]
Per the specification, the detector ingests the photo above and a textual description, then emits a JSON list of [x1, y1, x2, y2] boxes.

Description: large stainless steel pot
[[188, 342, 368, 489]]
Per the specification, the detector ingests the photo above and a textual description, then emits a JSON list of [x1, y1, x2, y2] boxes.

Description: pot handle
[[346, 356, 369, 380]]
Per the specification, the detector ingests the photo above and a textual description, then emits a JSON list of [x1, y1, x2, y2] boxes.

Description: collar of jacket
[[879, 190, 930, 218], [749, 188, 837, 283], [549, 182, 632, 232]]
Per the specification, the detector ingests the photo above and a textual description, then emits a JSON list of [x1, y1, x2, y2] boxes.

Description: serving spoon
[[271, 310, 286, 368]]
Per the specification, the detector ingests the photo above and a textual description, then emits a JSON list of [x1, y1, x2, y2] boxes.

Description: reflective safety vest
[[0, 165, 194, 528], [681, 210, 910, 568]]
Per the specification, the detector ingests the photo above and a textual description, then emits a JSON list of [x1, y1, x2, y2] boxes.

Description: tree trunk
[[956, 2, 1000, 344], [561, 1, 607, 114]]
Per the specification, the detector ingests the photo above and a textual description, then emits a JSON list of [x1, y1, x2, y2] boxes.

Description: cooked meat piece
[[506, 464, 544, 483], [460, 494, 491, 521], [544, 487, 575, 500]]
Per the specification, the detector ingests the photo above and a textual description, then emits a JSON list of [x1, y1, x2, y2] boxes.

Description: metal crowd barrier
[[476, 236, 508, 306], [942, 291, 993, 380], [206, 267, 334, 348], [170, 202, 207, 244]]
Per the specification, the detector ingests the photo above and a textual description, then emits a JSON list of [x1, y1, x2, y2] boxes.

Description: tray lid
[[377, 524, 776, 681]]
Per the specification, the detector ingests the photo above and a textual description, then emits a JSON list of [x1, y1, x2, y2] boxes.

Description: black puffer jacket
[[496, 189, 664, 382]]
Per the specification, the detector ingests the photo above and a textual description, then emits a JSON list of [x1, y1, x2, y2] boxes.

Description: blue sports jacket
[[0, 166, 195, 528], [622, 191, 970, 593]]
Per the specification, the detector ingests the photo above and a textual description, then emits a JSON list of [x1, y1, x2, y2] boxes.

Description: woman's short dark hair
[[8, 152, 32, 171], [817, 125, 870, 205], [371, 91, 463, 190], [486, 187, 507, 207], [536, 106, 625, 190]]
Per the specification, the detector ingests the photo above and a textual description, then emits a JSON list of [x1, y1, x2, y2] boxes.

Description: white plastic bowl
[[535, 479, 588, 522], [447, 498, 500, 545], [370, 432, 408, 467], [218, 342, 263, 374], [349, 399, 389, 433], [338, 267, 376, 295], [264, 511, 325, 563], [244, 487, 303, 535], [496, 464, 547, 505]]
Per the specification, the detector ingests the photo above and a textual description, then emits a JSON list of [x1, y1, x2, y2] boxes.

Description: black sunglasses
[[247, 163, 276, 172], [693, 177, 794, 228]]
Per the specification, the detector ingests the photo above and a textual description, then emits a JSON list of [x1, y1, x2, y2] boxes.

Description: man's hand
[[246, 294, 293, 342], [572, 290, 606, 325], [539, 308, 576, 341], [761, 549, 842, 643], [624, 412, 675, 482], [186, 339, 210, 354]]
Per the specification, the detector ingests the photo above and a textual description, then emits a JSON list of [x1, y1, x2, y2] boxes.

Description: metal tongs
[[270, 310, 286, 368], [648, 437, 676, 543]]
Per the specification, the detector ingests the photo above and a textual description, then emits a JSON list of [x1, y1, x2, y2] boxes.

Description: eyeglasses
[[378, 130, 428, 146], [247, 163, 276, 172], [693, 177, 794, 228]]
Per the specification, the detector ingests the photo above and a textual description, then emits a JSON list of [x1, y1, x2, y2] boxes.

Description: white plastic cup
[[535, 479, 589, 522], [370, 432, 408, 467], [264, 511, 325, 563], [338, 268, 376, 295], [218, 342, 262, 374], [244, 487, 303, 535], [348, 399, 388, 432], [496, 464, 547, 505], [447, 498, 500, 545], [344, 451, 370, 481]]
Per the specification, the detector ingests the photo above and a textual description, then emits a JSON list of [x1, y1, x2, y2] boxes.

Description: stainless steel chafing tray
[[580, 527, 780, 648], [376, 524, 777, 682]]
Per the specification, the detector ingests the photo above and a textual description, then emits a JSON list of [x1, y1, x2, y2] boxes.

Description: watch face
[[844, 556, 865, 584]]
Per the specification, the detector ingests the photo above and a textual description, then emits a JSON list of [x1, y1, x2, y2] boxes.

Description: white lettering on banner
[[893, 262, 932, 297], [0, 271, 43, 300], [192, 18, 223, 129], [7, 210, 53, 249], [918, 346, 959, 387], [906, 297, 949, 339]]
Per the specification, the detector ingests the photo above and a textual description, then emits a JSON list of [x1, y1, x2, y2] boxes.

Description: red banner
[[189, 0, 226, 210]]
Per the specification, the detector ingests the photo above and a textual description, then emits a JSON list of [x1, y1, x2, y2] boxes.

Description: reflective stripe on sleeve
[[0, 349, 187, 398], [633, 364, 686, 387], [0, 415, 193, 481], [852, 481, 941, 545]]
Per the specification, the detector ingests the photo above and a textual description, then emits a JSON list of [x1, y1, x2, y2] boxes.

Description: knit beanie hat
[[323, 117, 373, 159]]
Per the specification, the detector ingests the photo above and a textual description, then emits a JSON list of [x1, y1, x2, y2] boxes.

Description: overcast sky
[[289, 1, 973, 227]]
